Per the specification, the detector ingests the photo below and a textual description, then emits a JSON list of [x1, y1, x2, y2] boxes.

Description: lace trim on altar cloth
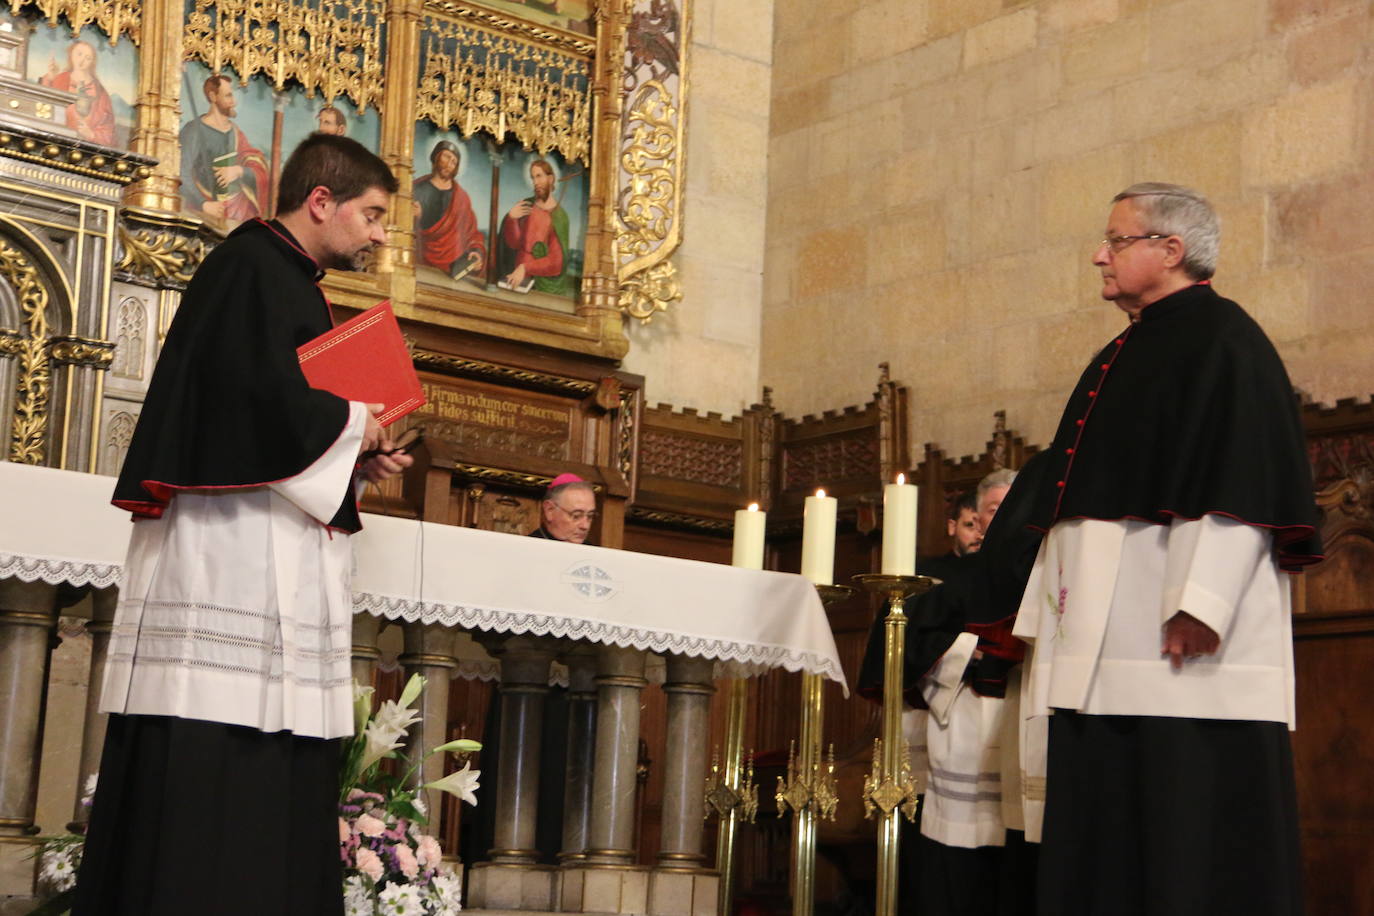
[[0, 551, 123, 589], [352, 590, 848, 686]]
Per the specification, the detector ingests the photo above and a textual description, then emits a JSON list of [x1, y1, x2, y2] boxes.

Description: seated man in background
[[531, 472, 597, 544]]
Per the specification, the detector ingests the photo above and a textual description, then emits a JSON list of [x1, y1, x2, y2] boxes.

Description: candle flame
[[747, 502, 759, 512], [896, 473, 906, 485], [815, 488, 827, 499]]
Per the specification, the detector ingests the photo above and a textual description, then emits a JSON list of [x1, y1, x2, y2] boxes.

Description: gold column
[[375, 0, 423, 301], [713, 677, 748, 915], [855, 574, 935, 916], [791, 671, 824, 916], [123, 0, 185, 213], [578, 0, 627, 322]]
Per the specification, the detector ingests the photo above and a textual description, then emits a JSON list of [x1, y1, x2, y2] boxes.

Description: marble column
[[399, 623, 459, 824], [69, 585, 117, 831], [656, 654, 715, 869], [351, 612, 383, 689], [0, 579, 59, 837], [560, 646, 599, 862], [488, 635, 559, 864], [586, 645, 648, 864]]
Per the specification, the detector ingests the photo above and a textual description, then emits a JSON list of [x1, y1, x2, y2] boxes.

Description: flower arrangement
[[339, 674, 482, 916], [23, 677, 480, 916]]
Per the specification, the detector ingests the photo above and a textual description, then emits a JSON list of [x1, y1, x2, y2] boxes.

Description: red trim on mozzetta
[[112, 405, 363, 527], [1049, 322, 1134, 520]]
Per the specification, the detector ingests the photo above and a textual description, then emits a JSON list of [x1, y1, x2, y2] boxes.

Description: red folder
[[297, 300, 425, 426]]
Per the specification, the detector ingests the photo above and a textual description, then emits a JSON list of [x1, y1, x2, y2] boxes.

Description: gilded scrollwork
[[115, 225, 207, 286], [6, 0, 140, 44], [415, 14, 592, 165], [183, 0, 386, 112], [0, 239, 52, 465], [616, 0, 686, 324], [422, 0, 594, 57], [49, 335, 115, 368], [412, 348, 597, 396]]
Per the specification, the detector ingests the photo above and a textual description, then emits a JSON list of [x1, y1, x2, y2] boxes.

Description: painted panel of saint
[[412, 122, 588, 313], [23, 20, 138, 148], [179, 60, 382, 232], [468, 0, 593, 35]]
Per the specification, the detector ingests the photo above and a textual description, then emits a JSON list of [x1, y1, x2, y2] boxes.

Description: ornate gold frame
[[112, 0, 690, 359]]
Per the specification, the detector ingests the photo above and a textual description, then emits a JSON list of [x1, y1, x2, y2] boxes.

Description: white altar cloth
[[0, 462, 848, 691]]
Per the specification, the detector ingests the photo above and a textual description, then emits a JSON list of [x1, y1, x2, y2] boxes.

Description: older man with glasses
[[532, 472, 598, 544], [1012, 182, 1321, 916]]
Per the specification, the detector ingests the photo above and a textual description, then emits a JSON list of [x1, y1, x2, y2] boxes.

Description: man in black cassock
[[1013, 183, 1321, 916], [74, 134, 409, 916]]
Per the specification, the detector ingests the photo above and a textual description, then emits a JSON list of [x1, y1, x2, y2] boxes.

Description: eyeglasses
[[551, 502, 596, 523], [1099, 234, 1168, 253]]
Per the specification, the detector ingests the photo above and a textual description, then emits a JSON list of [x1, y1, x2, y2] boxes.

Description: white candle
[[881, 473, 919, 576], [800, 488, 838, 585], [732, 503, 766, 570]]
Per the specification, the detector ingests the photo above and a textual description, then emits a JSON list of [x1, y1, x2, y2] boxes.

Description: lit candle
[[800, 488, 838, 585], [881, 473, 919, 576], [732, 503, 766, 570]]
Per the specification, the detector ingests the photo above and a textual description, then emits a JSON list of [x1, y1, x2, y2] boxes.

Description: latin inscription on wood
[[413, 373, 573, 460]]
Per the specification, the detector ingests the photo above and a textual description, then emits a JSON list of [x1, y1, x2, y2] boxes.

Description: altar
[[0, 460, 845, 913]]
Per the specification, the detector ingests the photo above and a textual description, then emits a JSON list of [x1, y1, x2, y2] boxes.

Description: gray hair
[[977, 469, 1017, 502], [1112, 182, 1220, 281]]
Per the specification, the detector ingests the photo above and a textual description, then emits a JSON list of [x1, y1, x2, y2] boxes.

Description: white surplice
[[100, 402, 367, 739], [1014, 514, 1294, 726]]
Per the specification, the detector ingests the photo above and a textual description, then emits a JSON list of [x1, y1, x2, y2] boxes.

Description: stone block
[[888, 33, 964, 92], [1212, 195, 1265, 279], [1032, 90, 1117, 164], [691, 873, 720, 916], [927, 0, 1003, 39], [649, 870, 694, 916], [770, 82, 830, 136], [1271, 174, 1374, 263], [1059, 18, 1148, 93], [1224, 263, 1311, 344], [1135, 116, 1243, 202], [622, 868, 650, 912], [695, 109, 770, 201], [1146, 0, 1266, 71], [797, 226, 868, 296], [864, 200, 947, 286], [963, 8, 1038, 70], [1242, 77, 1358, 188], [0, 838, 38, 897], [1312, 250, 1374, 338], [710, 0, 774, 64], [691, 47, 773, 115], [466, 862, 554, 910], [969, 119, 1035, 184], [952, 170, 1039, 263], [1270, 0, 1364, 31], [1039, 0, 1121, 37], [1040, 144, 1131, 242], [772, 30, 849, 92], [981, 50, 1061, 123], [1287, 9, 1366, 85], [850, 0, 929, 63]]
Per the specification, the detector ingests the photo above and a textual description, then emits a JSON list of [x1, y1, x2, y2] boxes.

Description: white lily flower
[[432, 737, 483, 755], [357, 698, 423, 771], [424, 762, 481, 806], [397, 673, 426, 709], [352, 682, 375, 735]]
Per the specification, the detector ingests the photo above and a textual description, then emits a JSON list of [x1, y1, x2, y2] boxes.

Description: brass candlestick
[[710, 678, 753, 916], [780, 582, 854, 916], [853, 572, 939, 916]]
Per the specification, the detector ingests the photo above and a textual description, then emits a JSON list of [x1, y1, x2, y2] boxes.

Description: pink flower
[[355, 846, 384, 882], [414, 834, 442, 873], [356, 813, 386, 838], [416, 835, 443, 868], [338, 818, 351, 843], [394, 843, 419, 878]]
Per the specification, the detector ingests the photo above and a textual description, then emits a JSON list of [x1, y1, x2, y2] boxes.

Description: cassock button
[[1088, 390, 1097, 397], [1057, 480, 1065, 488], [1100, 364, 1110, 371], [1115, 338, 1124, 346], [1075, 419, 1084, 426], [1065, 448, 1074, 455]]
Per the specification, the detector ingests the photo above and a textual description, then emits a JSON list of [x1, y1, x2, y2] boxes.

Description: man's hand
[[360, 446, 413, 483], [507, 200, 532, 221], [1162, 611, 1220, 670], [361, 403, 385, 455]]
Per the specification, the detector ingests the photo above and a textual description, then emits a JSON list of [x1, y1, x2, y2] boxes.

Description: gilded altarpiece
[[0, 0, 689, 508]]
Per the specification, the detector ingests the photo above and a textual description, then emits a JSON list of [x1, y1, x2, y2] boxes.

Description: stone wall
[[761, 0, 1374, 458], [621, 0, 774, 415]]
